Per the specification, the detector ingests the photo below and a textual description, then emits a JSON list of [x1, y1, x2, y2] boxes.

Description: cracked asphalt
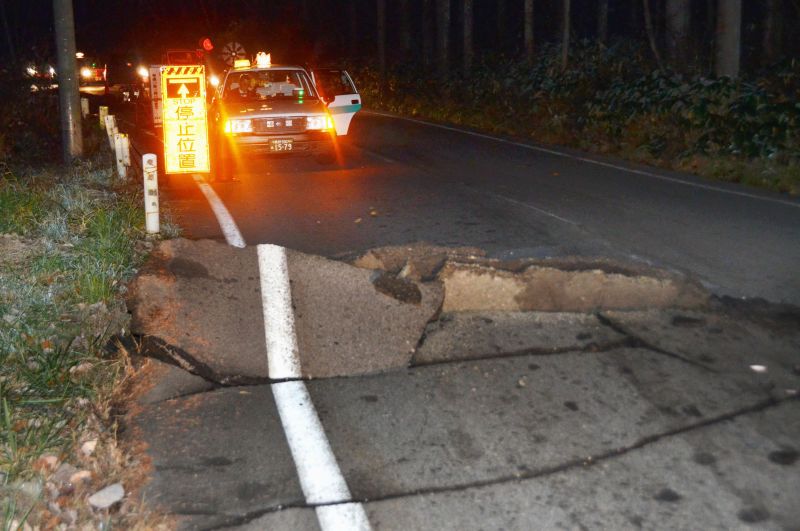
[[117, 108, 800, 530]]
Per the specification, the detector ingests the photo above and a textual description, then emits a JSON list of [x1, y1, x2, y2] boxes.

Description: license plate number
[[270, 139, 293, 152]]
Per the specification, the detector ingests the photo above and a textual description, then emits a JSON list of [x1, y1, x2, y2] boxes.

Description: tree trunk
[[349, 0, 357, 58], [643, 0, 664, 68], [762, 0, 783, 65], [597, 0, 609, 45], [524, 0, 534, 62], [463, 0, 473, 72], [400, 0, 411, 57], [423, 0, 433, 67], [497, 0, 506, 49], [715, 0, 741, 78], [437, 0, 450, 78], [377, 0, 386, 79], [665, 0, 690, 66], [0, 0, 16, 64], [561, 0, 571, 70]]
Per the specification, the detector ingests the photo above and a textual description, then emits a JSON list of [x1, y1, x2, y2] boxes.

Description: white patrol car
[[209, 53, 360, 179]]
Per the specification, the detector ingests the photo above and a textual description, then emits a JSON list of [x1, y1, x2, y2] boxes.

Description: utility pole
[[53, 0, 83, 161]]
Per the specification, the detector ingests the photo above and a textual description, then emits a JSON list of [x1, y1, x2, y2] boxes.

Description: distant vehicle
[[208, 53, 360, 180], [105, 55, 148, 103], [78, 57, 107, 96]]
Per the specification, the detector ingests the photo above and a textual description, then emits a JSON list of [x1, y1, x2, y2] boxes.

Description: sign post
[[143, 153, 160, 234], [149, 66, 163, 127], [160, 65, 210, 174]]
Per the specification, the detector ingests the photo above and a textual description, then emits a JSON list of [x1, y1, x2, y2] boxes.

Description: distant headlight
[[225, 119, 253, 134], [209, 75, 220, 88], [306, 114, 333, 131], [137, 66, 148, 79], [80, 67, 92, 79]]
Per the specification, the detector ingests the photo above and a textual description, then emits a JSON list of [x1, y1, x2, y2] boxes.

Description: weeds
[[0, 142, 174, 527]]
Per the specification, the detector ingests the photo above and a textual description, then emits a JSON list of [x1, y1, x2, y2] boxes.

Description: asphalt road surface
[[117, 105, 800, 531], [124, 109, 800, 306]]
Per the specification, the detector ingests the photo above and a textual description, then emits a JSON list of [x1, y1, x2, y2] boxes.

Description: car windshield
[[222, 69, 317, 101]]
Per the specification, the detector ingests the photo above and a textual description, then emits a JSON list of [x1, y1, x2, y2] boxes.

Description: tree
[[762, 0, 783, 65], [377, 0, 386, 79], [423, 0, 433, 67], [597, 0, 609, 45], [715, 0, 741, 78], [400, 0, 411, 58], [349, 0, 357, 58], [463, 0, 473, 72], [437, 0, 450, 78], [524, 0, 534, 62], [643, 0, 664, 68], [665, 0, 690, 66], [561, 0, 571, 70]]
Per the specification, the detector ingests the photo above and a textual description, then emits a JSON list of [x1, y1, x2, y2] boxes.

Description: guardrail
[[95, 100, 160, 235]]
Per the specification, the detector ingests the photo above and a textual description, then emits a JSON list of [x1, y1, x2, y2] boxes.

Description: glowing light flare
[[137, 66, 148, 80], [255, 52, 271, 68], [75, 52, 85, 59], [80, 67, 92, 79], [209, 75, 220, 88], [201, 38, 214, 52], [26, 66, 37, 76]]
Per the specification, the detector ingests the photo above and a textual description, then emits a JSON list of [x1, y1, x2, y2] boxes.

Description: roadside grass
[[0, 139, 178, 528]]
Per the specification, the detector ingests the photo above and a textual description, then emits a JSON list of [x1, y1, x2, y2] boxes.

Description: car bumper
[[219, 131, 334, 156]]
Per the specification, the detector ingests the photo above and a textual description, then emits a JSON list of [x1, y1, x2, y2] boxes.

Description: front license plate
[[270, 139, 293, 152]]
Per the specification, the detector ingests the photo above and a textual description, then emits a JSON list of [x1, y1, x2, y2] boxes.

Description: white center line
[[364, 110, 800, 210], [192, 175, 246, 248], [257, 244, 372, 531]]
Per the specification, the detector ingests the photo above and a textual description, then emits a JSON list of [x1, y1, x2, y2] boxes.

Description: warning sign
[[161, 65, 210, 174], [149, 66, 162, 126]]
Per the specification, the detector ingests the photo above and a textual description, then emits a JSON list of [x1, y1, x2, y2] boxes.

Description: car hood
[[220, 98, 327, 118]]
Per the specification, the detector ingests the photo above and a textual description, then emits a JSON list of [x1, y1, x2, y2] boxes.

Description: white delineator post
[[80, 97, 89, 118], [98, 105, 108, 128], [142, 154, 160, 234], [104, 114, 117, 151], [114, 132, 129, 178]]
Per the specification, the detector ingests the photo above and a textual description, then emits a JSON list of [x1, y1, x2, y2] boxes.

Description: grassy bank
[[354, 41, 800, 195], [0, 85, 173, 528]]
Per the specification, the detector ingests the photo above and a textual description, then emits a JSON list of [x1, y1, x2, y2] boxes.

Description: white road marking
[[364, 110, 800, 210], [257, 244, 372, 531], [479, 189, 580, 227], [257, 244, 301, 379], [192, 175, 246, 248], [355, 145, 398, 165]]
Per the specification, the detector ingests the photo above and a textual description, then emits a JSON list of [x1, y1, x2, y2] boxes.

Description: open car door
[[312, 69, 361, 136]]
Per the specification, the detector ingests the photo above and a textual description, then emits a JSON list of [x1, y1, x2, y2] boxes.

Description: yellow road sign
[[161, 65, 210, 174]]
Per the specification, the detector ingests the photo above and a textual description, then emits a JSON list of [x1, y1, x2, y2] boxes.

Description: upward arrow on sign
[[177, 84, 190, 97]]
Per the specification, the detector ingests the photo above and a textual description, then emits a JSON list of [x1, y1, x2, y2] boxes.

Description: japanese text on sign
[[161, 65, 210, 174]]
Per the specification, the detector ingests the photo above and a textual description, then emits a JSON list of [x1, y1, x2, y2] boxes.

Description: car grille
[[253, 116, 306, 134]]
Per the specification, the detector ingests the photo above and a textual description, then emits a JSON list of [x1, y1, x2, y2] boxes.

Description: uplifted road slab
[[127, 239, 442, 381], [287, 250, 442, 378]]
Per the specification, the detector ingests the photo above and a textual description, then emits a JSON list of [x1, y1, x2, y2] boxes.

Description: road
[[117, 106, 800, 531], [126, 109, 800, 305]]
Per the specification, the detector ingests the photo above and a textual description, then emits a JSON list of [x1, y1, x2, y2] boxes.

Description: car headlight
[[306, 114, 333, 131], [225, 119, 253, 134]]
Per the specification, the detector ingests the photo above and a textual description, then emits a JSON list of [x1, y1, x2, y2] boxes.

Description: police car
[[209, 53, 361, 179]]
